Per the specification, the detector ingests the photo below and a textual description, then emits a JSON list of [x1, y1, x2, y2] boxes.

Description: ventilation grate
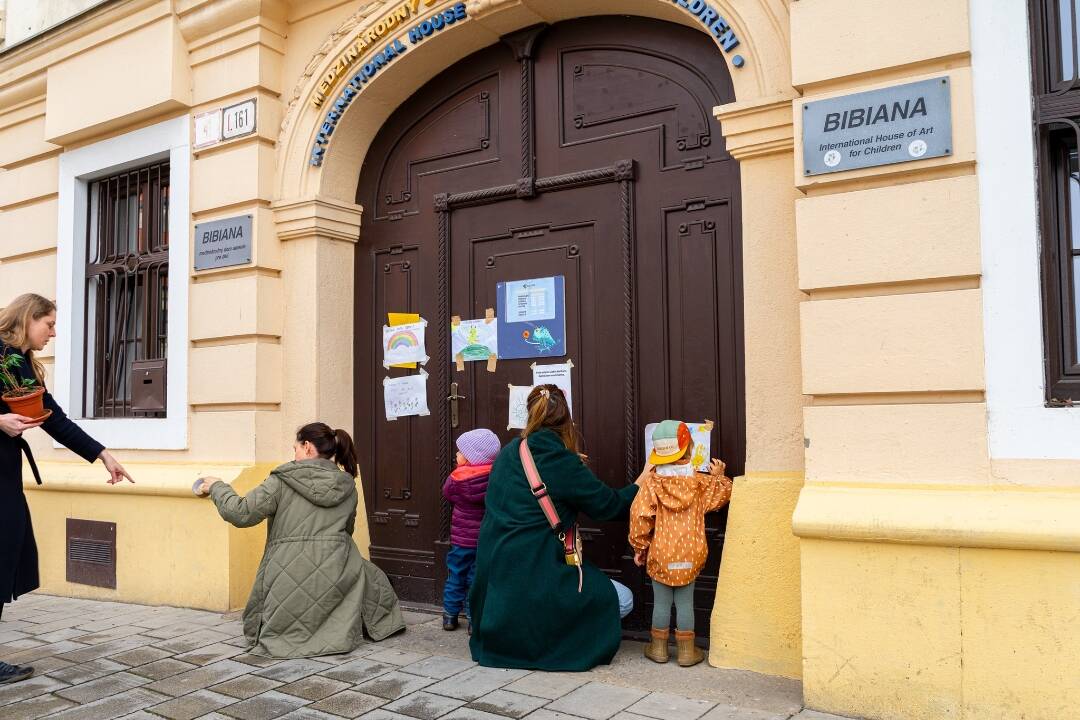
[[66, 519, 117, 589]]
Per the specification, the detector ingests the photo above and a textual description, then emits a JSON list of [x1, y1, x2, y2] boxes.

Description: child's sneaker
[[442, 613, 459, 631]]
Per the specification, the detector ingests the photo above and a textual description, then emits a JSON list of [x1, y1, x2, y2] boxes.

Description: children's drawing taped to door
[[384, 371, 430, 421]]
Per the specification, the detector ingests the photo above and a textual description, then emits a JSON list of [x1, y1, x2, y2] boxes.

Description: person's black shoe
[[442, 613, 459, 631], [0, 661, 34, 684]]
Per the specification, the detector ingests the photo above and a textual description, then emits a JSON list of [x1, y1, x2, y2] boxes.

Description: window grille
[[84, 162, 169, 418], [1031, 1, 1080, 402]]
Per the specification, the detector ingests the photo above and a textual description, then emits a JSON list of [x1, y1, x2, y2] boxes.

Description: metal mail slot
[[131, 359, 166, 412]]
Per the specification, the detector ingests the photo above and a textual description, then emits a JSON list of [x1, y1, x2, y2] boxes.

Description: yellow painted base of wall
[[709, 472, 804, 679], [24, 461, 374, 612], [797, 486, 1080, 720]]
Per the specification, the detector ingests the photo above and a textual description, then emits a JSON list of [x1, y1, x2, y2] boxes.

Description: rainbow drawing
[[387, 329, 420, 349]]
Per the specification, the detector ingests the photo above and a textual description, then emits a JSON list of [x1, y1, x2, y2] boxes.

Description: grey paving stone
[[110, 645, 174, 667], [606, 713, 655, 720], [399, 656, 476, 680], [318, 658, 394, 685], [467, 689, 549, 719], [279, 708, 351, 720], [234, 653, 283, 668], [46, 658, 127, 685], [426, 667, 529, 702], [363, 649, 431, 667], [54, 670, 149, 703], [253, 658, 336, 683], [624, 692, 715, 720], [698, 706, 791, 720], [154, 628, 235, 654], [141, 622, 207, 640], [308, 690, 387, 718], [0, 629, 30, 643], [0, 692, 76, 720], [54, 634, 155, 663], [117, 712, 164, 719], [212, 673, 285, 699], [175, 642, 246, 666], [441, 708, 517, 720], [315, 646, 376, 666], [502, 675, 588, 702], [791, 712, 857, 720], [146, 659, 260, 697], [23, 655, 73, 674], [218, 689, 311, 719], [71, 624, 148, 644], [3, 638, 45, 649], [32, 628, 87, 643], [382, 690, 468, 720], [0, 674, 70, 705], [523, 711, 591, 720], [4, 640, 89, 665], [149, 689, 238, 720], [278, 674, 353, 702], [43, 687, 173, 720], [127, 657, 199, 681], [354, 670, 438, 700], [351, 710, 421, 720], [545, 683, 649, 720]]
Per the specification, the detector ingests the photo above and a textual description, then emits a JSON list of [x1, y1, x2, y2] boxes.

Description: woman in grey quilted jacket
[[195, 422, 405, 658]]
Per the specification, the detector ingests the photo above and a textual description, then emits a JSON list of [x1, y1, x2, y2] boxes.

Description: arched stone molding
[[273, 0, 794, 207]]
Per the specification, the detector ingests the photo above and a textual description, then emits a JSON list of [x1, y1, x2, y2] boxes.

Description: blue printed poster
[[496, 275, 566, 359]]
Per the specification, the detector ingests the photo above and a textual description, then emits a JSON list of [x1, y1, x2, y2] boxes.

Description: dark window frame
[[83, 161, 170, 418], [1031, 0, 1080, 403]]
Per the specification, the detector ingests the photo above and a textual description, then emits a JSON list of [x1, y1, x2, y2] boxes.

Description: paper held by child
[[644, 420, 714, 472]]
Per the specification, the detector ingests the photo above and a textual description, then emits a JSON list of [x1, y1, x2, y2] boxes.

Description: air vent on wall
[[66, 519, 116, 589]]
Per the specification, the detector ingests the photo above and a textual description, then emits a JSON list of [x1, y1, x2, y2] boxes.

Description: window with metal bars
[[84, 162, 169, 418], [1031, 0, 1080, 402]]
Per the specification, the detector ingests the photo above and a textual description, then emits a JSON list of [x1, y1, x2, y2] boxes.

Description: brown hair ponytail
[[296, 422, 359, 477], [522, 384, 580, 455]]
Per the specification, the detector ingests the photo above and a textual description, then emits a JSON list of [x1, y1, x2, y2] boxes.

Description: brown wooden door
[[355, 16, 743, 635]]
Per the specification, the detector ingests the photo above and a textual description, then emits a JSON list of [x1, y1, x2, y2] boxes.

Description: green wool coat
[[469, 429, 639, 671], [210, 458, 405, 658]]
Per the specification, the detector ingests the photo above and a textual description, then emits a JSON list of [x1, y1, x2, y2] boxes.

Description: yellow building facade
[[0, 2, 1077, 719]]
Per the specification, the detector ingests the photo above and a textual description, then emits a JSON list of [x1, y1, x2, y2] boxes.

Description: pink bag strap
[[519, 439, 563, 531]]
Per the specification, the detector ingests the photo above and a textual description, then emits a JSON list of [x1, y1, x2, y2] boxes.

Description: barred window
[[84, 162, 169, 418], [1032, 0, 1080, 402]]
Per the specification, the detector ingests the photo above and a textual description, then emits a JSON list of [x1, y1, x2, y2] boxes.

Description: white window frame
[[54, 116, 189, 450], [973, 0, 1080, 459]]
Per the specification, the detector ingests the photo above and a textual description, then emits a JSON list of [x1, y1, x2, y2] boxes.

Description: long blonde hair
[[521, 384, 580, 455], [0, 293, 56, 383]]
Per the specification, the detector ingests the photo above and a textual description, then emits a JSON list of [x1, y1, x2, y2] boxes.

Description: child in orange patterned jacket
[[629, 420, 733, 667]]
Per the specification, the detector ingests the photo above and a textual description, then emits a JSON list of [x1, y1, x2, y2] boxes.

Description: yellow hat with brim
[[648, 420, 692, 465]]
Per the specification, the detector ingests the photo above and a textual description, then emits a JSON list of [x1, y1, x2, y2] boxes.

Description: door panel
[[355, 16, 743, 633]]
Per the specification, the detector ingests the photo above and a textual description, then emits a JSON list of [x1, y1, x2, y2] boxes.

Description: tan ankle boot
[[643, 628, 669, 663], [675, 630, 704, 667]]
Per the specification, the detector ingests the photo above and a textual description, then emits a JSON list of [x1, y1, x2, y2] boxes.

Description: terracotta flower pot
[[2, 386, 45, 420]]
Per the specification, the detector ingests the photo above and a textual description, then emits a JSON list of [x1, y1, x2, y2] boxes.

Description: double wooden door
[[355, 16, 743, 634]]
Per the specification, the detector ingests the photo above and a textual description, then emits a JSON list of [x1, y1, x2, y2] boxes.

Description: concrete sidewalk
[[0, 595, 851, 720]]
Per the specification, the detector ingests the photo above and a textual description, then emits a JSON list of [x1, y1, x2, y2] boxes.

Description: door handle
[[447, 381, 466, 429]]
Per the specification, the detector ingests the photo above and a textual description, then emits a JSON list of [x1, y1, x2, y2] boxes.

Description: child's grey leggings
[[651, 580, 695, 631]]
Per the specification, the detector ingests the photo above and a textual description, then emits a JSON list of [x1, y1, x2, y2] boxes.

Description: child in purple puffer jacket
[[442, 428, 500, 632]]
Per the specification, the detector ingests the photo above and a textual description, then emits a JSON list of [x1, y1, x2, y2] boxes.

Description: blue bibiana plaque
[[802, 77, 952, 176], [496, 275, 566, 360]]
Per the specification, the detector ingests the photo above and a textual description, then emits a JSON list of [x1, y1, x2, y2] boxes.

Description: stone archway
[[271, 0, 805, 678]]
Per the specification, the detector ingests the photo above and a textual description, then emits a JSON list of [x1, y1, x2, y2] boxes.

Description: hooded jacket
[[209, 458, 405, 658], [442, 463, 490, 548], [628, 463, 733, 587]]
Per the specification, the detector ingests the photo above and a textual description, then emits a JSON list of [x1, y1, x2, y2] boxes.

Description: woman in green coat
[[195, 423, 405, 658], [469, 385, 647, 671]]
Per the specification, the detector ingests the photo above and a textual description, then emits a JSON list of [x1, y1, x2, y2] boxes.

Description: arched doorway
[[354, 15, 744, 634]]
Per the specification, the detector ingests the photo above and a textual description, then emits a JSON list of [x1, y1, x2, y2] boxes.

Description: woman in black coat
[[0, 293, 133, 685]]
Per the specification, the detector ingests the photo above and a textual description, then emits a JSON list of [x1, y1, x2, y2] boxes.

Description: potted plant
[[0, 347, 46, 420]]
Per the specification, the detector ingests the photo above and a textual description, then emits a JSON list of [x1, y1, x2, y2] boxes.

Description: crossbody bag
[[519, 439, 584, 592]]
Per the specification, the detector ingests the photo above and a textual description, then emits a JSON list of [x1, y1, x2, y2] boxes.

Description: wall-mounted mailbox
[[131, 359, 166, 412]]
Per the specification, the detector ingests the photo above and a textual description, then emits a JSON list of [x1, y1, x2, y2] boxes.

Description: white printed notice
[[506, 277, 556, 322], [383, 319, 429, 368], [507, 384, 531, 430], [531, 360, 573, 417], [644, 420, 714, 472], [383, 371, 430, 421]]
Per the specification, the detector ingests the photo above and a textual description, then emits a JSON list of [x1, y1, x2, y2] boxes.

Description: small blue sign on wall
[[496, 275, 567, 360]]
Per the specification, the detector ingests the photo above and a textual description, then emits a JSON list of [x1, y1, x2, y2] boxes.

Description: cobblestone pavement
[[0, 595, 855, 720]]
